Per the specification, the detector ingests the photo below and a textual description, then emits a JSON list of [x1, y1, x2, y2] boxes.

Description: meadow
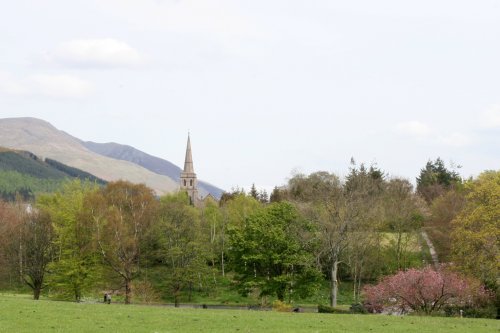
[[0, 294, 497, 333]]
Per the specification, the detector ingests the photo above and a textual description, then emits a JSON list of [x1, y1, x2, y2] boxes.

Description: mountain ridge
[[0, 117, 223, 197]]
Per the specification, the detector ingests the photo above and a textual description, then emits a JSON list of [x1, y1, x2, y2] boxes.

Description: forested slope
[[0, 148, 106, 200]]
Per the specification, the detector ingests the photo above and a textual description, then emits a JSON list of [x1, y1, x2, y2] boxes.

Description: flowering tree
[[363, 266, 491, 314]]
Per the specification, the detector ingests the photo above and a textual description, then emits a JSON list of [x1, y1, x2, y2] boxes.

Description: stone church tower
[[180, 134, 199, 206]]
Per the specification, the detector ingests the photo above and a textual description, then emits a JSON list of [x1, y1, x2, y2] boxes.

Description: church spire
[[180, 133, 198, 206], [183, 133, 194, 173]]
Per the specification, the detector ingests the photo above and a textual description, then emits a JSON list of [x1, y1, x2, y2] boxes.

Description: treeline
[[0, 160, 497, 317]]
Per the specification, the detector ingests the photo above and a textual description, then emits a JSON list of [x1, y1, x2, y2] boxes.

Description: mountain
[[0, 147, 106, 200], [82, 141, 223, 199], [0, 117, 223, 197]]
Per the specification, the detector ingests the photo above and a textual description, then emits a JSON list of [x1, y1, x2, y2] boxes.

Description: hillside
[[0, 118, 179, 195], [0, 148, 106, 200], [82, 141, 223, 199]]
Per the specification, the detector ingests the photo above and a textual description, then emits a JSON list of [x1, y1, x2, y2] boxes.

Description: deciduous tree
[[38, 180, 101, 301], [85, 181, 157, 304], [363, 266, 491, 315], [229, 202, 321, 302]]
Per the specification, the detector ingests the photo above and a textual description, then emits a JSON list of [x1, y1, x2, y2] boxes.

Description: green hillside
[[0, 148, 106, 200]]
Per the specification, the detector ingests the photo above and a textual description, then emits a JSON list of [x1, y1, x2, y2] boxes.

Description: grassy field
[[0, 294, 498, 333]]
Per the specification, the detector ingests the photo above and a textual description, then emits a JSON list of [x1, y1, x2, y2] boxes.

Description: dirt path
[[421, 231, 439, 268]]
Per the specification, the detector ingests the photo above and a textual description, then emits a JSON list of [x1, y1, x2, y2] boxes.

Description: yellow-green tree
[[451, 170, 500, 291]]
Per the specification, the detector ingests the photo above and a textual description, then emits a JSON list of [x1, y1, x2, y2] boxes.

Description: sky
[[1, 0, 500, 192]]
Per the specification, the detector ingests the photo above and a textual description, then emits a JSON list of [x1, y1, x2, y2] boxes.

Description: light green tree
[[38, 180, 101, 301]]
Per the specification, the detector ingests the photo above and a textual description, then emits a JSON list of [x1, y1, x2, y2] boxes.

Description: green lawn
[[0, 295, 498, 333]]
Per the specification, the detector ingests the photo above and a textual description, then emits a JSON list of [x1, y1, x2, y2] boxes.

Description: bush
[[349, 303, 368, 314], [131, 281, 161, 304], [317, 304, 349, 314], [444, 305, 497, 319], [272, 300, 292, 312]]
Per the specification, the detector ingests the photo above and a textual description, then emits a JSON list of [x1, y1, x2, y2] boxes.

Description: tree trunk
[[33, 286, 41, 300], [125, 279, 131, 304], [330, 260, 338, 307], [221, 250, 225, 277]]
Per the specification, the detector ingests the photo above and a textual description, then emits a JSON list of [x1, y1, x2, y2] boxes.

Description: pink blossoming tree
[[363, 265, 491, 314]]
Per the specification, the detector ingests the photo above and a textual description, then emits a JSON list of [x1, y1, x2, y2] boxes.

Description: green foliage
[[147, 192, 211, 306], [228, 202, 322, 301], [0, 170, 64, 200], [451, 171, 500, 292], [38, 180, 102, 301]]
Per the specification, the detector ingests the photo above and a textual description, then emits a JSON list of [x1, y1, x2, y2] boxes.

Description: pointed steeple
[[180, 133, 198, 206], [183, 133, 195, 173]]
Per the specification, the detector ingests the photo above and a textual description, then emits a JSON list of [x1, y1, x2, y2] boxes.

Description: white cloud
[[438, 132, 472, 147], [53, 39, 145, 68], [0, 72, 93, 99], [395, 121, 431, 138], [481, 104, 500, 128]]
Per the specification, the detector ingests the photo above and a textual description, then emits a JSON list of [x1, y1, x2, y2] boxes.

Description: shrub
[[131, 280, 161, 304], [272, 300, 292, 312], [317, 304, 349, 314], [349, 303, 368, 314]]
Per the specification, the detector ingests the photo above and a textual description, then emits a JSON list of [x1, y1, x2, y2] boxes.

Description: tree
[[85, 181, 157, 304], [451, 171, 500, 293], [200, 199, 224, 272], [6, 208, 55, 300], [269, 186, 284, 203], [38, 180, 101, 301], [249, 183, 258, 200], [147, 192, 209, 307], [363, 266, 491, 315], [416, 158, 461, 203], [287, 167, 383, 307], [0, 200, 24, 289], [228, 202, 321, 302], [219, 192, 262, 277]]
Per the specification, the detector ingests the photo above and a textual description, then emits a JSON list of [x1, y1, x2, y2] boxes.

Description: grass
[[0, 294, 498, 333]]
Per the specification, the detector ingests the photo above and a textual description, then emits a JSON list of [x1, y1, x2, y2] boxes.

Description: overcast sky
[[1, 0, 499, 192]]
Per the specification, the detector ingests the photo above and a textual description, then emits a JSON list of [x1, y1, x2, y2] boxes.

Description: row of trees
[[0, 162, 428, 307], [0, 159, 496, 316]]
